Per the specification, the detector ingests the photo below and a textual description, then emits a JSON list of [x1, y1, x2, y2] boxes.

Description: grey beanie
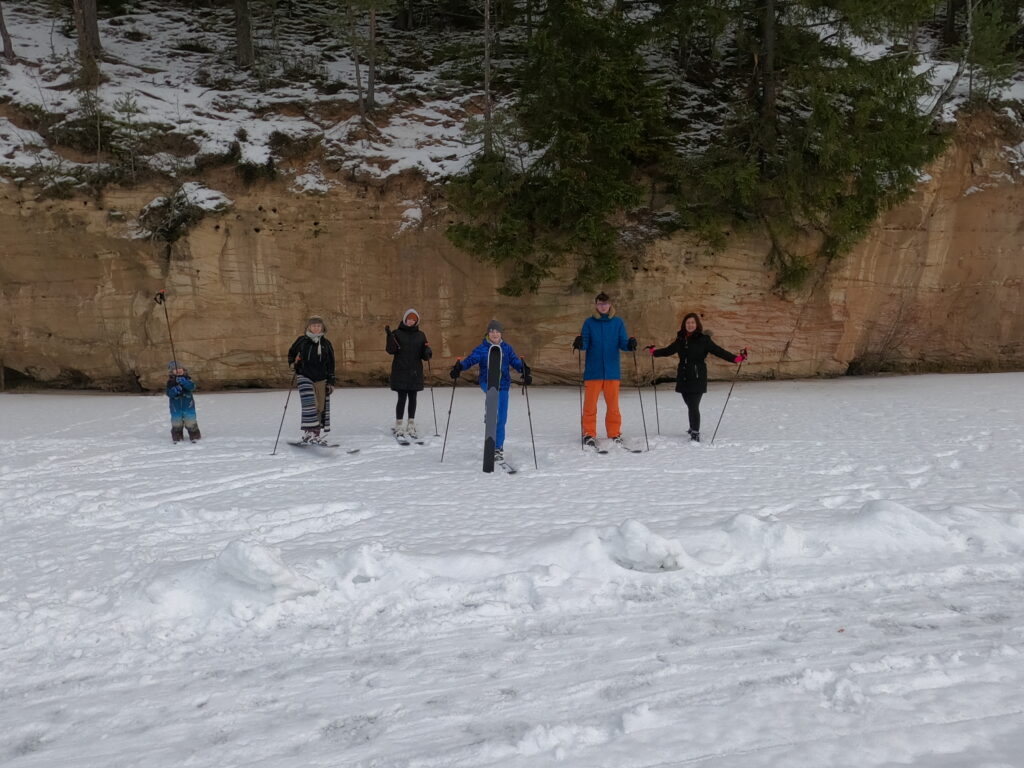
[[306, 315, 327, 331], [486, 319, 503, 333]]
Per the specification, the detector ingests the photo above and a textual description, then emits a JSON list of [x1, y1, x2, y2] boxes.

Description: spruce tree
[[446, 0, 668, 295], [670, 1, 945, 287]]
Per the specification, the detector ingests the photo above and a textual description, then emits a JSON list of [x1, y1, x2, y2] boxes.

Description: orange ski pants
[[583, 380, 622, 439]]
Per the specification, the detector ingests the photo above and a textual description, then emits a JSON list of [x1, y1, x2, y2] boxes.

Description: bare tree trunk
[[367, 8, 377, 110], [0, 1, 16, 63], [234, 0, 255, 68], [483, 0, 493, 155], [396, 0, 414, 31], [930, 0, 975, 120], [350, 14, 367, 131], [758, 0, 777, 167], [943, 0, 964, 47], [72, 0, 101, 84]]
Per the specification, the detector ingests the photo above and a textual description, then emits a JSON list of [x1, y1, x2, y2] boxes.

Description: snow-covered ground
[[2, 373, 1024, 767]]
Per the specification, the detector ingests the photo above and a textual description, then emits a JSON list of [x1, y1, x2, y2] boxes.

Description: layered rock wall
[[2, 115, 1022, 391]]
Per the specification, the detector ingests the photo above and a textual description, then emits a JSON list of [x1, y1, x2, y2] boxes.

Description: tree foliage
[[445, 0, 1018, 291], [446, 0, 668, 294]]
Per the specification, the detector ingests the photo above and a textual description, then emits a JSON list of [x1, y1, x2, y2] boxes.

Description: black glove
[[627, 337, 638, 351], [326, 383, 334, 395], [423, 345, 433, 360], [522, 362, 532, 386], [449, 361, 462, 380], [572, 335, 583, 351]]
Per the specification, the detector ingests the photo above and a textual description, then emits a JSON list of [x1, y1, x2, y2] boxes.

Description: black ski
[[483, 343, 502, 473], [584, 439, 609, 455], [497, 458, 517, 474], [393, 432, 410, 446]]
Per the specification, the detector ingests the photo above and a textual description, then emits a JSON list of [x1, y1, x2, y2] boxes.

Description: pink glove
[[645, 345, 656, 356], [734, 348, 748, 363]]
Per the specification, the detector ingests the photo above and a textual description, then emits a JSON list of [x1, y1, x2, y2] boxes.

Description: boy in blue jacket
[[165, 361, 201, 443], [449, 320, 531, 462]]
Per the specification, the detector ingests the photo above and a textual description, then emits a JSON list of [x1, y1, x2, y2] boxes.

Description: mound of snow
[[143, 539, 317, 624], [830, 500, 968, 555], [599, 519, 688, 572], [215, 539, 318, 599]]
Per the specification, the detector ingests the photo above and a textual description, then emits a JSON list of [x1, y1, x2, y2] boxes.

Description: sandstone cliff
[[2, 112, 1022, 391]]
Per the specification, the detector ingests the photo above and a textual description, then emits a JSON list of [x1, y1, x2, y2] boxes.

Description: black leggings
[[682, 392, 703, 433], [396, 390, 418, 419]]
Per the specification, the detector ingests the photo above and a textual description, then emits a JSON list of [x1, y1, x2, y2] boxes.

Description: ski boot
[[405, 419, 418, 439]]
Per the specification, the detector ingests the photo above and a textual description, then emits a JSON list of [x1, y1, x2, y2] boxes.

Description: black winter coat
[[288, 334, 336, 383], [387, 323, 432, 391], [652, 331, 736, 394]]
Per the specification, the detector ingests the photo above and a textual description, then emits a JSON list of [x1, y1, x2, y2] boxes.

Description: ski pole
[[440, 359, 460, 463], [576, 348, 584, 450], [631, 350, 650, 451], [426, 359, 440, 436], [153, 290, 179, 368], [522, 361, 538, 470], [271, 371, 297, 455], [649, 351, 660, 435], [711, 348, 747, 445]]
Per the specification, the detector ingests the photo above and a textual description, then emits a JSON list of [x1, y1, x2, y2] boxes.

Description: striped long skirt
[[297, 375, 331, 431]]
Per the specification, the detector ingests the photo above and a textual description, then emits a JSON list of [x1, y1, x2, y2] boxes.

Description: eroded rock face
[[1, 116, 1022, 391]]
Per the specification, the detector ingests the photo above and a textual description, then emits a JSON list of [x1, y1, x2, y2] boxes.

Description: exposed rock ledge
[[1, 112, 1022, 391]]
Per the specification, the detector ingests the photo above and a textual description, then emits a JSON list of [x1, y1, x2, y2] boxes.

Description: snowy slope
[[2, 374, 1024, 766]]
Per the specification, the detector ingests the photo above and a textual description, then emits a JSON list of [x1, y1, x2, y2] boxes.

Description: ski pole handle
[[154, 289, 166, 305]]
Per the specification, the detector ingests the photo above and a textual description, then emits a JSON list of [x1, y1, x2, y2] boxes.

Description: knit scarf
[[306, 330, 324, 357]]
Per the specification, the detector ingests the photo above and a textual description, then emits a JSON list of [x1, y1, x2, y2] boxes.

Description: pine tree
[[669, 0, 945, 287], [446, 0, 668, 294]]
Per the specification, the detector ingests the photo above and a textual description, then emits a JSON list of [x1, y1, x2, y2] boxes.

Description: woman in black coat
[[647, 313, 746, 442], [385, 308, 432, 439], [287, 315, 336, 444]]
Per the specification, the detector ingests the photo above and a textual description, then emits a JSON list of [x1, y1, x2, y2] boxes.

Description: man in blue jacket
[[573, 293, 636, 447]]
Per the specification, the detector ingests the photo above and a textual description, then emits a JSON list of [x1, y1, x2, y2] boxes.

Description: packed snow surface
[[2, 373, 1024, 766]]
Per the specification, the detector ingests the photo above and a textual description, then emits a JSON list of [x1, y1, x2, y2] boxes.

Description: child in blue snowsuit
[[449, 320, 531, 461], [165, 361, 201, 443]]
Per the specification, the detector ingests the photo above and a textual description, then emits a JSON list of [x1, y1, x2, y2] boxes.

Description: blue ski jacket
[[460, 340, 524, 392], [581, 311, 630, 381], [166, 375, 197, 419]]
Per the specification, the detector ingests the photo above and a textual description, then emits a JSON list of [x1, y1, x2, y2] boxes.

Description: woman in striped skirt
[[287, 316, 336, 444]]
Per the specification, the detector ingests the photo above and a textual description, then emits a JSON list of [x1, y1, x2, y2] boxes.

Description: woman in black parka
[[385, 308, 433, 439], [647, 313, 747, 442], [287, 315, 336, 444]]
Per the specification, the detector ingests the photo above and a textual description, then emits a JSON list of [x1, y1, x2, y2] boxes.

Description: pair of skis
[[584, 439, 643, 455], [393, 431, 425, 447], [287, 440, 360, 454]]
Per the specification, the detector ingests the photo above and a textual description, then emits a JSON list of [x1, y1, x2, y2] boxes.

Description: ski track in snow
[[2, 374, 1024, 767]]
